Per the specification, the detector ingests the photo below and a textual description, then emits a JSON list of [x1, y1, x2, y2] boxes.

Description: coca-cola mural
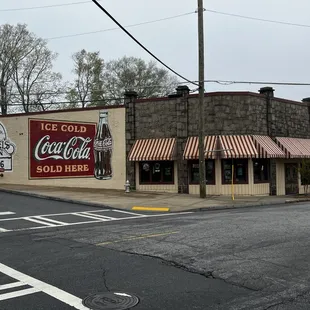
[[29, 119, 97, 178]]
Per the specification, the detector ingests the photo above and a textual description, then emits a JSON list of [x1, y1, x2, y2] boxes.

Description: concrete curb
[[185, 198, 310, 212], [0, 187, 310, 213]]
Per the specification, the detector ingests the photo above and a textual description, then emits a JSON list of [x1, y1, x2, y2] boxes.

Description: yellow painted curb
[[132, 206, 170, 212]]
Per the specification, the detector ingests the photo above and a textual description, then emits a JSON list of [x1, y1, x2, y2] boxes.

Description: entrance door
[[285, 163, 298, 195]]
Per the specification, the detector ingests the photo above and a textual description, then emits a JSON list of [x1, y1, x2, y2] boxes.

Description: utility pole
[[198, 0, 206, 198]]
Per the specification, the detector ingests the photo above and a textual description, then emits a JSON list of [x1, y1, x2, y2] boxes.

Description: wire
[[205, 9, 310, 29], [3, 2, 310, 30], [204, 80, 310, 86], [0, 0, 103, 12], [47, 12, 195, 40], [90, 0, 198, 87]]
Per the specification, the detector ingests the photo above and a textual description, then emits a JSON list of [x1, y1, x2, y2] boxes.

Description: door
[[285, 163, 298, 195]]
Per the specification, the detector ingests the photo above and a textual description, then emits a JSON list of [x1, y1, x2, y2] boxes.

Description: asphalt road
[[1, 192, 310, 309]]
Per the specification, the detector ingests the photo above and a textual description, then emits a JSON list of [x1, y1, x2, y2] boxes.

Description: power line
[[204, 80, 310, 86], [47, 12, 195, 40], [205, 9, 310, 29], [0, 0, 103, 12], [90, 0, 198, 87]]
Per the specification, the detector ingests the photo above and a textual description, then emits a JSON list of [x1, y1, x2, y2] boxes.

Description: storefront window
[[189, 160, 215, 184], [140, 161, 174, 184], [222, 159, 248, 184], [253, 159, 269, 183]]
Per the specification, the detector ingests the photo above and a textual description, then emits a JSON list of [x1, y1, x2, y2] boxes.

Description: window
[[189, 160, 215, 184], [140, 161, 174, 184], [222, 159, 248, 184], [253, 159, 269, 183]]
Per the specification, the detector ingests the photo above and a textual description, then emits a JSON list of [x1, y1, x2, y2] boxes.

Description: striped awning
[[183, 136, 218, 159], [252, 135, 286, 158], [128, 138, 176, 161], [276, 137, 310, 158], [219, 135, 258, 158]]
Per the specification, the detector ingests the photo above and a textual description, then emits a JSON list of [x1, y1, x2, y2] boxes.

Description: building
[[1, 86, 310, 196]]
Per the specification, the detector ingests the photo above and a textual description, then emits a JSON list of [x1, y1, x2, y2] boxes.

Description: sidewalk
[[0, 184, 309, 212]]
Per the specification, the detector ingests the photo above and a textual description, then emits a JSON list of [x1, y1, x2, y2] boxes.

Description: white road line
[[0, 287, 39, 301], [0, 212, 194, 233], [80, 212, 116, 220], [0, 210, 113, 222], [35, 216, 68, 226], [0, 212, 15, 216], [74, 213, 110, 221], [0, 263, 89, 309], [24, 217, 56, 227], [0, 281, 25, 291], [113, 209, 147, 217]]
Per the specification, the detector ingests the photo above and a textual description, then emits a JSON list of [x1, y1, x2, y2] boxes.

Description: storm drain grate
[[82, 292, 139, 310]]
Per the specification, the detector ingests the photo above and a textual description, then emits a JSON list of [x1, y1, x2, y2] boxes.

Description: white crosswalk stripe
[[0, 210, 191, 233], [0, 212, 15, 216], [0, 263, 89, 309], [0, 281, 26, 291]]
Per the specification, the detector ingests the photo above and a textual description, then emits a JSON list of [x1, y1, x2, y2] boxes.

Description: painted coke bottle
[[94, 110, 113, 180]]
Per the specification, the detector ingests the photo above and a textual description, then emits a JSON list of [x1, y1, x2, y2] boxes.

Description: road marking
[[0, 263, 89, 309], [0, 287, 39, 301], [0, 212, 15, 216], [24, 217, 56, 227], [35, 216, 68, 226], [112, 209, 147, 217], [73, 213, 110, 221], [97, 231, 179, 246], [0, 210, 193, 233], [0, 281, 26, 290], [132, 206, 170, 212], [80, 212, 116, 220], [0, 210, 112, 222]]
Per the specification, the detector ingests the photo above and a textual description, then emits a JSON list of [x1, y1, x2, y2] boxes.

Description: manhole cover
[[82, 292, 139, 310]]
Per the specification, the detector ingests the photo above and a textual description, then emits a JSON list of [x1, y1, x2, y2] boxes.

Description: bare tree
[[12, 39, 63, 113], [0, 23, 65, 114], [0, 24, 33, 114], [67, 49, 104, 108], [102, 56, 179, 104]]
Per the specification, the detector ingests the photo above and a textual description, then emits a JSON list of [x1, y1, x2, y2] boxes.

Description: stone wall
[[188, 94, 268, 136], [271, 99, 310, 138], [134, 98, 178, 139]]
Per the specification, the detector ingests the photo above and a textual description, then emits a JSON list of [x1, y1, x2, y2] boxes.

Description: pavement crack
[[118, 249, 260, 292], [101, 267, 110, 292], [263, 290, 310, 310]]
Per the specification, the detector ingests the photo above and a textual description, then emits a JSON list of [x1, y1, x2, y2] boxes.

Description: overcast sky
[[1, 0, 310, 101]]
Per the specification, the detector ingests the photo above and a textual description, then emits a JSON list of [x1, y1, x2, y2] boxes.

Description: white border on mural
[[0, 122, 16, 171]]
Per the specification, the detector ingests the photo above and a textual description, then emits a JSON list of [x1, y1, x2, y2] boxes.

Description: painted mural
[[29, 110, 113, 180], [29, 119, 96, 179], [0, 122, 16, 171]]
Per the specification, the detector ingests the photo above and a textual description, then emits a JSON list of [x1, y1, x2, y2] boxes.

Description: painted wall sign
[[0, 122, 16, 171], [29, 119, 96, 179]]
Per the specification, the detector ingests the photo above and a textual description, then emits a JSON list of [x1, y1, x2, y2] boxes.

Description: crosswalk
[[0, 209, 148, 233], [0, 262, 89, 309]]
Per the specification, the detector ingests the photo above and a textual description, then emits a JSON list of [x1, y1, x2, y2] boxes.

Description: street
[[1, 192, 310, 309]]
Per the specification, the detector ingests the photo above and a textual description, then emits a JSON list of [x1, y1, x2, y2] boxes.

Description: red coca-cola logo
[[29, 119, 96, 179]]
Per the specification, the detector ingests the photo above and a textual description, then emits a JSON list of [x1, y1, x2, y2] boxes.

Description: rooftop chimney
[[176, 85, 190, 96], [259, 87, 274, 97]]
